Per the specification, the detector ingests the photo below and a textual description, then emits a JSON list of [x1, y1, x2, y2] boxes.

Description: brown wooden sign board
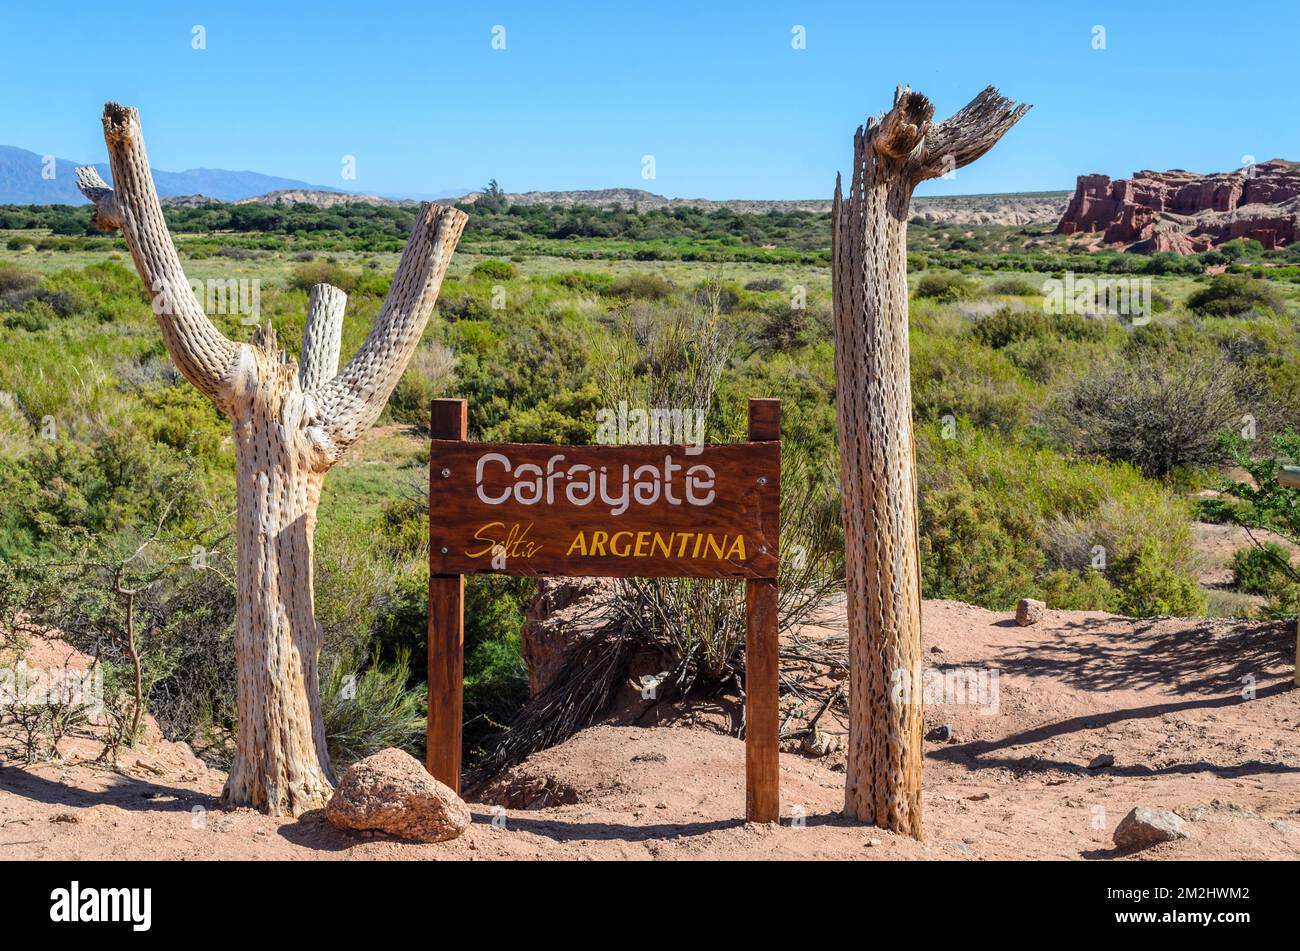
[[428, 441, 780, 580], [427, 397, 782, 823]]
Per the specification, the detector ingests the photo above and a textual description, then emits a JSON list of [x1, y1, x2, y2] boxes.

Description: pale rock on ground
[[325, 748, 470, 843], [1113, 806, 1189, 851], [1016, 598, 1047, 626]]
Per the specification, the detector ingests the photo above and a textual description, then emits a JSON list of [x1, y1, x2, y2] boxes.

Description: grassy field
[[6, 203, 1300, 766]]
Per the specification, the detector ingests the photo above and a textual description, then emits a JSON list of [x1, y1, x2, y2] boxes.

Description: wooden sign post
[[427, 397, 782, 821]]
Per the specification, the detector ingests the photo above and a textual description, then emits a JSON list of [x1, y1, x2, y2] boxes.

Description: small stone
[[326, 747, 470, 843], [966, 792, 991, 801], [631, 751, 667, 763], [801, 730, 839, 757], [962, 836, 976, 845], [1113, 806, 1188, 851], [926, 724, 954, 742], [1015, 598, 1047, 626], [930, 645, 945, 655], [50, 804, 127, 827], [1088, 753, 1116, 770]]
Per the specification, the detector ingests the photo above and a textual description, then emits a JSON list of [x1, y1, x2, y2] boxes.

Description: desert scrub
[[910, 332, 1040, 435], [967, 306, 1113, 350], [388, 342, 457, 426], [469, 258, 519, 281], [320, 647, 425, 768], [1230, 541, 1295, 596], [1054, 349, 1257, 479], [985, 275, 1040, 296], [604, 272, 676, 300], [917, 426, 1202, 614], [1186, 274, 1285, 318], [913, 269, 981, 302]]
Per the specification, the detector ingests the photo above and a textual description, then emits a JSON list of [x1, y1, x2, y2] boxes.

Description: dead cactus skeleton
[[77, 103, 466, 816]]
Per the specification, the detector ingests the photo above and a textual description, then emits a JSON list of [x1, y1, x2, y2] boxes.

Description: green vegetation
[[5, 196, 1300, 767]]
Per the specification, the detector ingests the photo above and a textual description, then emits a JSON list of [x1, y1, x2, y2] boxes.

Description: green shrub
[[389, 344, 456, 425], [916, 427, 1201, 614], [470, 259, 519, 281], [605, 272, 676, 300], [553, 271, 614, 294], [756, 304, 830, 352], [320, 648, 425, 768], [1112, 540, 1207, 617], [911, 334, 1036, 434], [969, 307, 1109, 350], [1186, 274, 1284, 318], [986, 276, 1039, 296], [1230, 541, 1295, 595], [3, 299, 57, 331], [286, 261, 359, 294], [913, 270, 980, 302]]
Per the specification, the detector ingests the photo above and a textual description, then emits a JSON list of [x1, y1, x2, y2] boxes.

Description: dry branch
[[75, 102, 466, 815]]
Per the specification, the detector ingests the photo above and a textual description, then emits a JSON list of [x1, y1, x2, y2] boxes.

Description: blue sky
[[1, 1, 1296, 199]]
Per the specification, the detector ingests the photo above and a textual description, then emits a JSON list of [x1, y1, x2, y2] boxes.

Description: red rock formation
[[1057, 160, 1300, 253], [518, 577, 616, 697]]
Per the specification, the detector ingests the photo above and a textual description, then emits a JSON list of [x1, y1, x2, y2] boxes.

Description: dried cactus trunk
[[832, 86, 1028, 837], [78, 103, 467, 816]]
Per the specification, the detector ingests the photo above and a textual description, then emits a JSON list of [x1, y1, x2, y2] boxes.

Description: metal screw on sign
[[440, 468, 451, 478], [757, 476, 768, 485], [440, 546, 449, 554]]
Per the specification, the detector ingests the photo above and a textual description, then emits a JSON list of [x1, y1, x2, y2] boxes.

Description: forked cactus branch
[[76, 102, 467, 815]]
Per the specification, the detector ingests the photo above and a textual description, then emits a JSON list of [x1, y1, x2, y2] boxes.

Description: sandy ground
[[2, 599, 1298, 860]]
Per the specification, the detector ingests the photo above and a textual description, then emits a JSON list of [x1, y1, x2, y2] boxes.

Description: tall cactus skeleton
[[77, 103, 467, 815], [832, 86, 1028, 837]]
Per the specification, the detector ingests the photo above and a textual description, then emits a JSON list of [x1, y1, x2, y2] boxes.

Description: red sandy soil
[[2, 599, 1298, 860]]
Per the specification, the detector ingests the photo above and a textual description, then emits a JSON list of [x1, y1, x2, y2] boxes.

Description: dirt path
[[3, 599, 1298, 860]]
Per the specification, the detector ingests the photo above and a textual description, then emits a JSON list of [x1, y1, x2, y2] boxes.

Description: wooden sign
[[428, 441, 780, 580], [427, 397, 782, 824]]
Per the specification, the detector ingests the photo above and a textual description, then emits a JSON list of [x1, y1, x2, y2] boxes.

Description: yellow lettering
[[566, 532, 588, 557], [610, 531, 633, 557], [652, 533, 672, 558], [590, 531, 609, 557], [634, 532, 650, 557], [466, 522, 506, 559], [705, 535, 725, 559], [725, 535, 746, 560]]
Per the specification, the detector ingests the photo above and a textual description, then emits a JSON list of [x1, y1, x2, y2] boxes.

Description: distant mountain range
[[167, 186, 1067, 226], [0, 145, 355, 204], [452, 187, 1069, 224], [0, 143, 1068, 224]]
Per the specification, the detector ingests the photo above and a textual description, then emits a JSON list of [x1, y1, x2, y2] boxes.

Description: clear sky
[[1, 1, 1296, 199]]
